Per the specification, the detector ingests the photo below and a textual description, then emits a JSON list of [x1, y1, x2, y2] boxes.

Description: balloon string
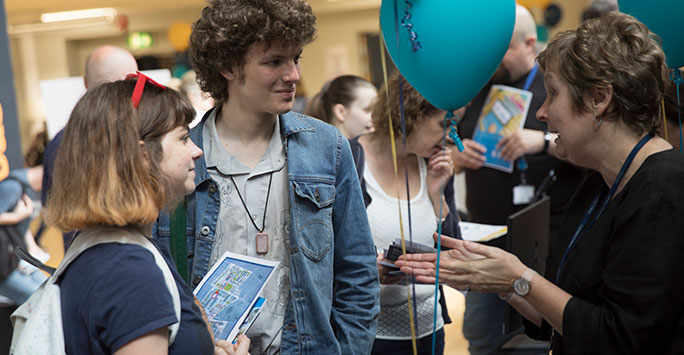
[[662, 97, 668, 143], [394, 0, 419, 343], [398, 74, 420, 343], [380, 29, 418, 355], [671, 68, 683, 153], [431, 112, 448, 355]]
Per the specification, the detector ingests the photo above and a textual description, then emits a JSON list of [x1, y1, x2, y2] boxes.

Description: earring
[[593, 110, 602, 128]]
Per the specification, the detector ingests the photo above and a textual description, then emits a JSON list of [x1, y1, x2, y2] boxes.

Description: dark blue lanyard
[[523, 63, 538, 92], [554, 134, 653, 284], [516, 64, 538, 177]]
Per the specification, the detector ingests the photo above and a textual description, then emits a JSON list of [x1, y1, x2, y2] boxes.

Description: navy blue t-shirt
[[59, 239, 214, 354]]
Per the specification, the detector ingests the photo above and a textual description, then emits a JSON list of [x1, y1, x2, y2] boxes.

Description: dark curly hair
[[538, 12, 668, 136], [190, 0, 317, 104], [371, 72, 441, 141]]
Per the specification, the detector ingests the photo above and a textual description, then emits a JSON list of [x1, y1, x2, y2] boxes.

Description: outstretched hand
[[396, 233, 527, 294]]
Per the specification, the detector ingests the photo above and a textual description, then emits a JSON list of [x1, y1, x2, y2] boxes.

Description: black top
[[458, 70, 585, 239], [524, 149, 684, 354]]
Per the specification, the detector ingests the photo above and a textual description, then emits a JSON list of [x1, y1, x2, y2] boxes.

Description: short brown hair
[[190, 0, 317, 104], [371, 72, 441, 140], [538, 12, 668, 135], [46, 79, 195, 232]]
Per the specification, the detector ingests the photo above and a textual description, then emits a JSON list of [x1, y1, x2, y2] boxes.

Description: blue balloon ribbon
[[671, 68, 683, 154], [401, 0, 421, 52], [446, 112, 465, 152]]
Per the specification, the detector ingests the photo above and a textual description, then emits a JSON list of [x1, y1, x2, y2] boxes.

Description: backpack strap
[[56, 226, 182, 344]]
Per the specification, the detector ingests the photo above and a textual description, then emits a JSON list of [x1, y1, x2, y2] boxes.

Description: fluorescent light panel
[[40, 8, 117, 23]]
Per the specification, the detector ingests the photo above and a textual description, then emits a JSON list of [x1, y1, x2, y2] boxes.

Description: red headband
[[125, 71, 166, 108]]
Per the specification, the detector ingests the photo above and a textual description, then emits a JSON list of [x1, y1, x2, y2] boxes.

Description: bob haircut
[[46, 79, 195, 232], [306, 75, 376, 124], [189, 0, 317, 104], [537, 12, 668, 136], [371, 72, 441, 141]]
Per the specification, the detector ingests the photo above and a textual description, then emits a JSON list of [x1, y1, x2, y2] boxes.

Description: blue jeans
[[463, 292, 509, 355], [0, 268, 47, 305], [371, 328, 445, 355]]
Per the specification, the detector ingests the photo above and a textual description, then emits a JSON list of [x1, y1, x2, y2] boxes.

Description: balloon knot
[[446, 113, 465, 152]]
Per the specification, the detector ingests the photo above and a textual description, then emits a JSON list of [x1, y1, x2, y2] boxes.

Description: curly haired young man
[[154, 1, 380, 354]]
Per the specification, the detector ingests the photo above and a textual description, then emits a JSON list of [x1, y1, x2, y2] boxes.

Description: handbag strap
[[55, 226, 182, 344]]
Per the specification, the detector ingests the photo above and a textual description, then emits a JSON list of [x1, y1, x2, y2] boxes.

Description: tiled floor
[[38, 224, 470, 354]]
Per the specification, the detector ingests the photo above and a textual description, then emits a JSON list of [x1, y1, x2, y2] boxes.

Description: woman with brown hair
[[398, 12, 684, 354], [350, 71, 464, 354], [45, 74, 249, 354]]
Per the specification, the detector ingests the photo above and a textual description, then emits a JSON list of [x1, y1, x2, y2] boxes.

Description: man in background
[[41, 45, 138, 249]]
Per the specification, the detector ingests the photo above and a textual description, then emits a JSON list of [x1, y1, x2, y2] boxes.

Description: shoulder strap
[[58, 226, 182, 344]]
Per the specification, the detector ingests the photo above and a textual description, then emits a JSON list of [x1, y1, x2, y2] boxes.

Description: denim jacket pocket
[[292, 180, 335, 262]]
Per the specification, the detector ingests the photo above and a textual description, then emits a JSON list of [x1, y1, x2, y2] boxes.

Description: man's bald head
[[84, 45, 138, 89], [491, 4, 538, 84], [512, 4, 537, 45]]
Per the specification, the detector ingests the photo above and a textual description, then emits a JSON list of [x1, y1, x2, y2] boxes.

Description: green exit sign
[[128, 32, 153, 50]]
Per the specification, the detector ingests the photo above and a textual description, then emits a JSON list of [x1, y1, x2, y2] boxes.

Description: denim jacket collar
[[190, 108, 315, 188]]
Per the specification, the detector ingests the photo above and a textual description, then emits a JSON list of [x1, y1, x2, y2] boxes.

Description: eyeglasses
[[125, 71, 166, 108]]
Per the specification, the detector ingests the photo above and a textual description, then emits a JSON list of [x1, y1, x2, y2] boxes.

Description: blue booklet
[[472, 85, 532, 173], [193, 252, 278, 341]]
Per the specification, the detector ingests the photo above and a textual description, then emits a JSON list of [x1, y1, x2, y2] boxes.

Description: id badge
[[513, 184, 535, 205]]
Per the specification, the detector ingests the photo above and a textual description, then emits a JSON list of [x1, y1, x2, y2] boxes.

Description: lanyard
[[523, 63, 538, 92], [515, 64, 539, 178], [554, 134, 653, 284]]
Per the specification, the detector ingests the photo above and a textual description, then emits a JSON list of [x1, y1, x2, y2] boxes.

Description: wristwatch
[[543, 131, 552, 153], [513, 268, 536, 297], [499, 268, 536, 300]]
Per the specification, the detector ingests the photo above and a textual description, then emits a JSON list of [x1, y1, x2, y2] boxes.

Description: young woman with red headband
[[46, 74, 249, 355]]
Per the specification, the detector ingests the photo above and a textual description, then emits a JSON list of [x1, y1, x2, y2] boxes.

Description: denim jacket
[[154, 110, 380, 354]]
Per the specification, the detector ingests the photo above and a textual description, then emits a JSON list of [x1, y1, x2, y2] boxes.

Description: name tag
[[513, 184, 535, 205]]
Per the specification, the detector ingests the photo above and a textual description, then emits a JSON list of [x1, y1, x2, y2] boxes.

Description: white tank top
[[364, 157, 444, 340]]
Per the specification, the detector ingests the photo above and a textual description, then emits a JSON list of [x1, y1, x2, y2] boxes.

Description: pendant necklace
[[229, 172, 273, 255]]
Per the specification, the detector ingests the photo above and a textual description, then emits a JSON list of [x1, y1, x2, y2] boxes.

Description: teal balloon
[[619, 0, 684, 68], [380, 0, 516, 110]]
